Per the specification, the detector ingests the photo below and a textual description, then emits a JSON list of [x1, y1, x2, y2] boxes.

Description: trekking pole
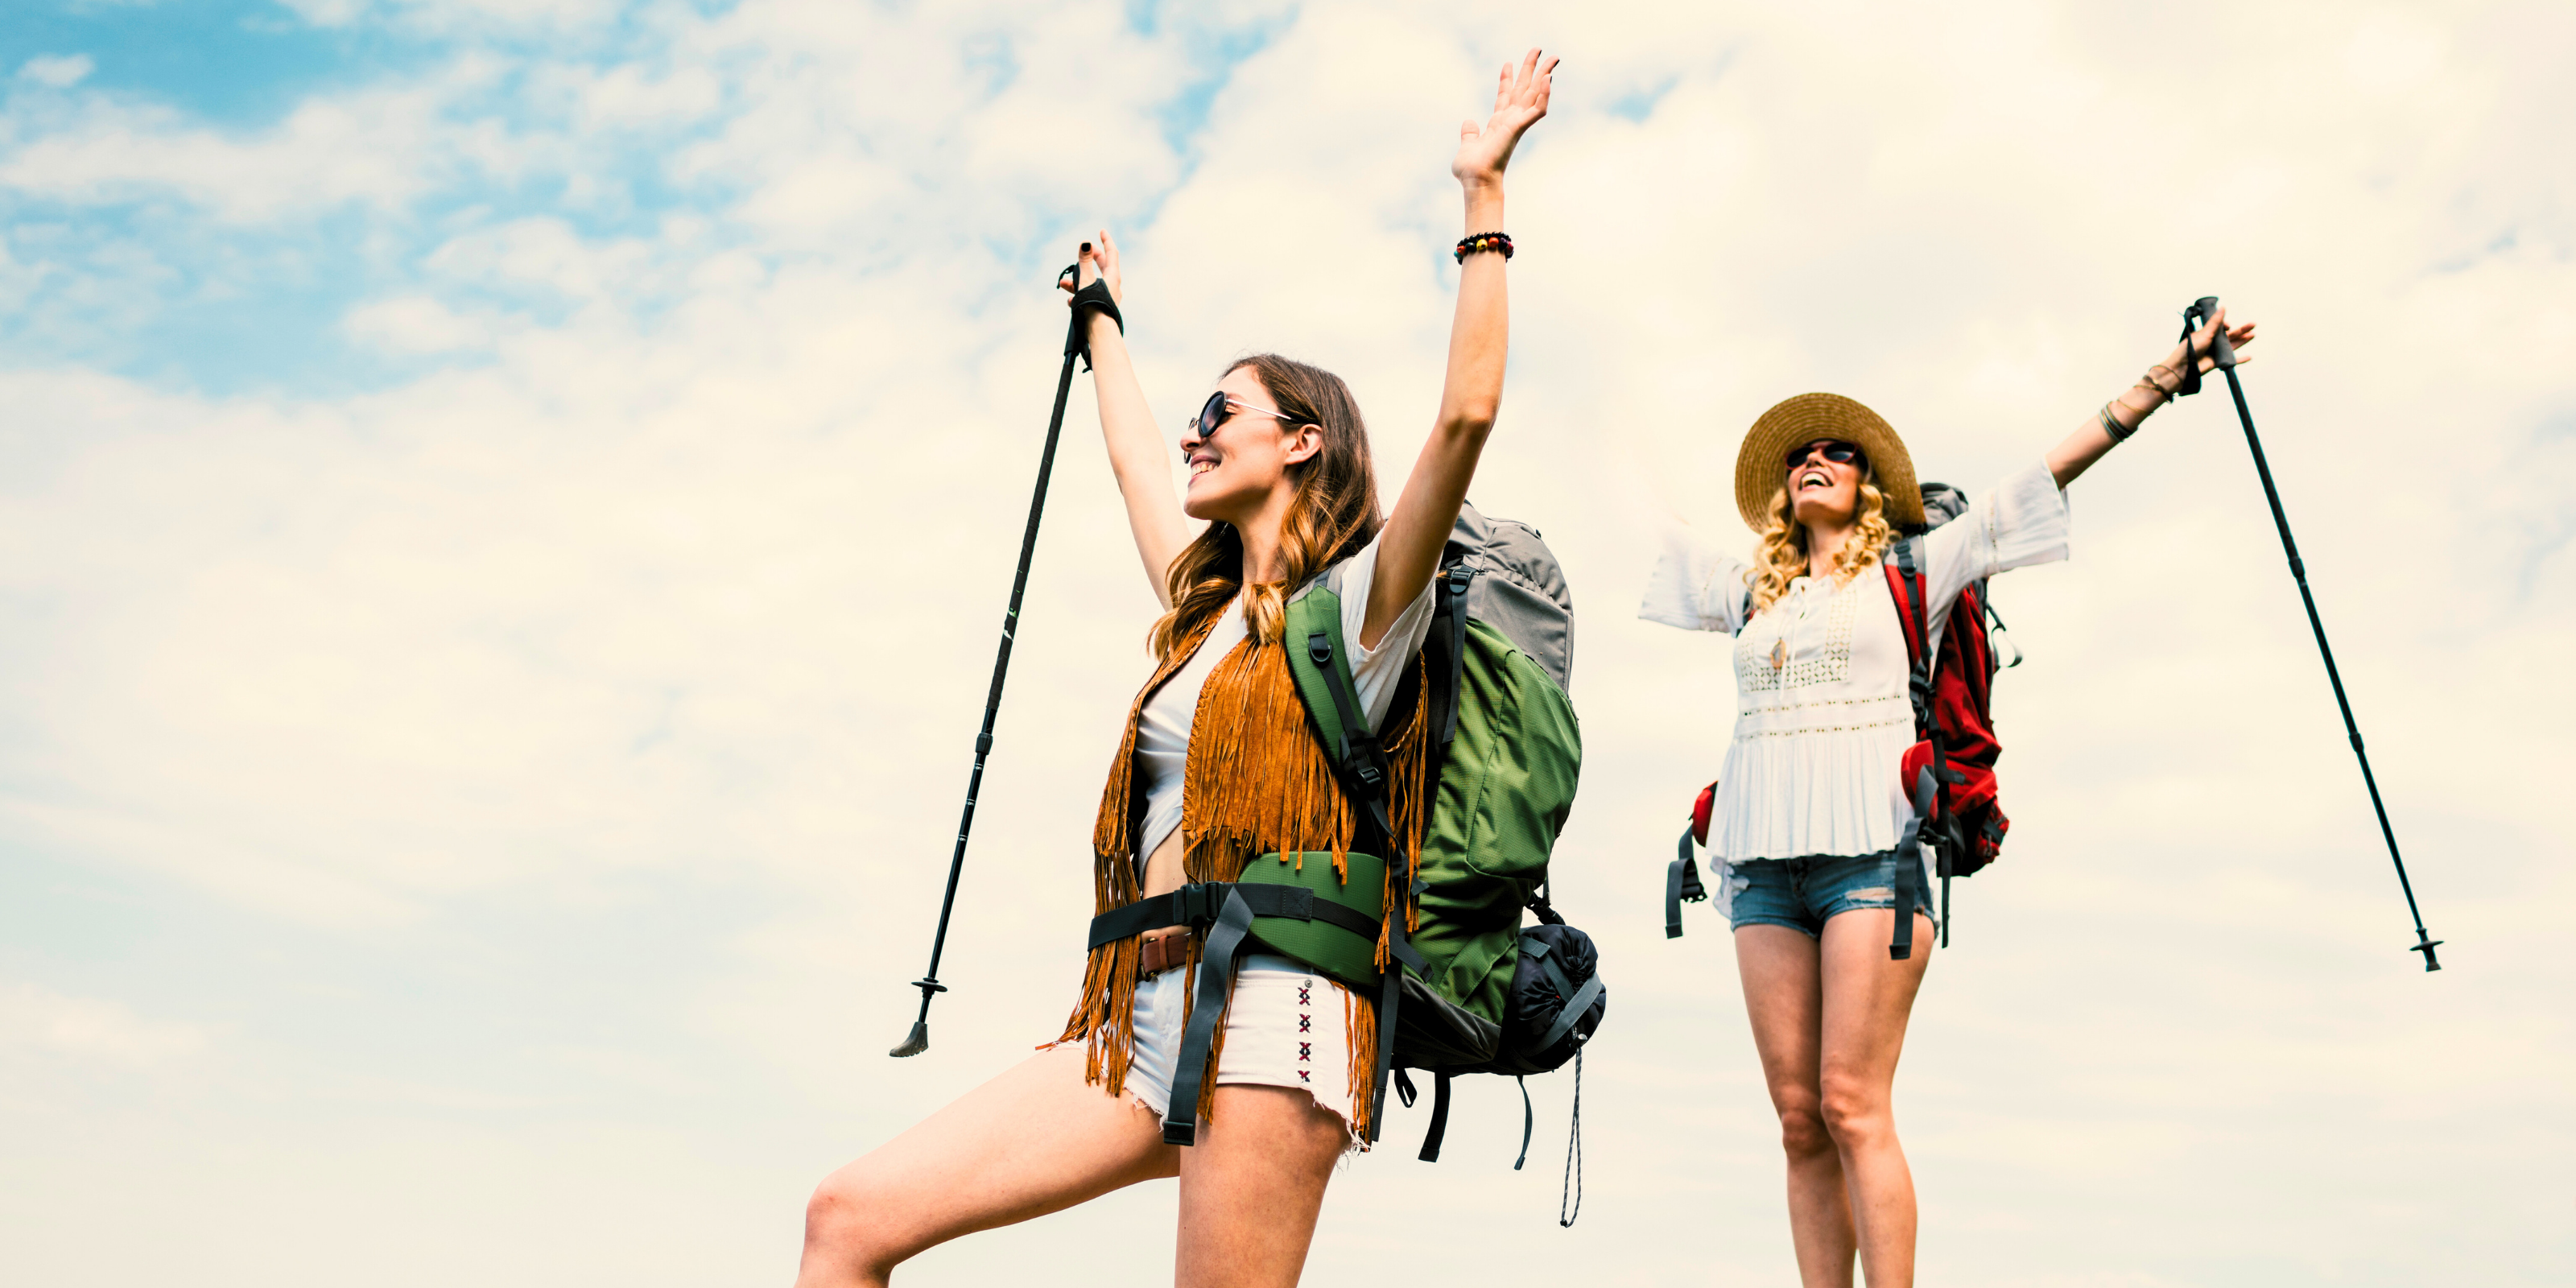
[[891, 266, 1117, 1057], [2185, 295, 2443, 972]]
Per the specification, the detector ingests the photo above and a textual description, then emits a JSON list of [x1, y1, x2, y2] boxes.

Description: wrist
[[1460, 184, 1505, 225]]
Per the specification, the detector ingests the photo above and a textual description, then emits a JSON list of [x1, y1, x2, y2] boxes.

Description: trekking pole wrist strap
[[1060, 273, 1125, 368]]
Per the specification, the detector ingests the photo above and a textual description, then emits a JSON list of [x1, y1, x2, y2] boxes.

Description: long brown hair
[[1148, 354, 1382, 659], [1748, 474, 1897, 614]]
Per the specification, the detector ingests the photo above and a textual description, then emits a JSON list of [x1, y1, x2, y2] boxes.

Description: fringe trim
[[1345, 980, 1378, 1141], [1055, 614, 1219, 1092], [1058, 625, 1428, 1147]]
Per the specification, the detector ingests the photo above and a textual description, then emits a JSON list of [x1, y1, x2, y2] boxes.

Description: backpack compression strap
[[1437, 564, 1475, 746], [1666, 825, 1707, 938], [1889, 766, 1936, 960], [1397, 1068, 1529, 1167]]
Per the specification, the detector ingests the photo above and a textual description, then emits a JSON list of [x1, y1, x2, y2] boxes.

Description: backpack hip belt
[[1086, 865, 1423, 1147]]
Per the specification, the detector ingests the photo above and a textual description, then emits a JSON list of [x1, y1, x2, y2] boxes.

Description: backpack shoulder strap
[[1283, 572, 1422, 1146], [1283, 581, 1392, 833], [1885, 537, 1933, 737]]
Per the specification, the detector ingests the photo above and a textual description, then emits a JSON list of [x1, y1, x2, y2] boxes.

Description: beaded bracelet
[[1455, 232, 1514, 263]]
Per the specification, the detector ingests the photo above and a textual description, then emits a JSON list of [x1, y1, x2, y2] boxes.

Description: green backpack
[[1088, 506, 1600, 1174]]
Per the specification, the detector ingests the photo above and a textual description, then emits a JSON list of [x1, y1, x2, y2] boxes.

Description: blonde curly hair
[[1748, 475, 1897, 614]]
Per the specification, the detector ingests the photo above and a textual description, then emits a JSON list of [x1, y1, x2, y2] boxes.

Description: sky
[[2, 2, 2571, 1285]]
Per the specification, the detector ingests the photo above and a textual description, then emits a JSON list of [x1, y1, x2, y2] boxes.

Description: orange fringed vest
[[1055, 608, 1428, 1140]]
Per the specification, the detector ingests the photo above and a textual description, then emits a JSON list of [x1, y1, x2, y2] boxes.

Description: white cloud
[[1, 2, 2571, 1285], [0, 60, 530, 222], [343, 293, 507, 353], [17, 56, 96, 89], [0, 982, 208, 1065]]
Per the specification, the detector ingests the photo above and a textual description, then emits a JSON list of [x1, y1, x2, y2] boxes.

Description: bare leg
[[1174, 1084, 1349, 1288], [1737, 924, 1858, 1287], [1817, 907, 1934, 1287], [796, 1042, 1176, 1288]]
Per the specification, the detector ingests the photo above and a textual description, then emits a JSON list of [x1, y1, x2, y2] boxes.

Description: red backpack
[[1664, 482, 2020, 953], [1883, 482, 2020, 952]]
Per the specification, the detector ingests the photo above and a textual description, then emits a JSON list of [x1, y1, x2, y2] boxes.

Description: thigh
[[1174, 1084, 1349, 1288], [1736, 923, 1827, 1106], [816, 1042, 1177, 1261], [1816, 904, 1934, 1088]]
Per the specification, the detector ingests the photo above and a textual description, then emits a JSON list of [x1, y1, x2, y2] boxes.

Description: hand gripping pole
[[892, 270, 1121, 1057], [2184, 295, 2443, 972]]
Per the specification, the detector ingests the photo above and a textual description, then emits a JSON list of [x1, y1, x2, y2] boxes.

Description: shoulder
[[1302, 528, 1388, 601]]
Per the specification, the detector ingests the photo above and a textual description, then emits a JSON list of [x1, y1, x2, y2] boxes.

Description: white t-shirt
[[1133, 533, 1439, 865]]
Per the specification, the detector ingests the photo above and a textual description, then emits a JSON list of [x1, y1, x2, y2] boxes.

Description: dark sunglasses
[[1186, 390, 1310, 441], [1785, 440, 1865, 471]]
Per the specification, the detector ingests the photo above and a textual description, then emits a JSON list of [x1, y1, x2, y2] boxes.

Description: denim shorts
[[1725, 848, 1934, 939]]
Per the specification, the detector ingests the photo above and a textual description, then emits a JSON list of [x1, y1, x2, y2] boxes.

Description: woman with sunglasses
[[1638, 306, 2256, 1288], [793, 48, 1555, 1288]]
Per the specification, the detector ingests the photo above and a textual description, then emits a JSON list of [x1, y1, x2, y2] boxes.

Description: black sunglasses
[[1785, 440, 1865, 471], [1187, 390, 1311, 441]]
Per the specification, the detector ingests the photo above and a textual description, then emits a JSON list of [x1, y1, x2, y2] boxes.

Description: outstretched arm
[[1066, 232, 1196, 607], [2045, 305, 2259, 489], [1361, 48, 1557, 648]]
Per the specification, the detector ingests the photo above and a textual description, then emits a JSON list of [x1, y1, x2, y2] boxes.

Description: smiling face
[[1180, 364, 1323, 524], [1785, 439, 1867, 528]]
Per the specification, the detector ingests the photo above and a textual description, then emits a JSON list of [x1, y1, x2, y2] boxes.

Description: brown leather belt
[[1137, 933, 1190, 979]]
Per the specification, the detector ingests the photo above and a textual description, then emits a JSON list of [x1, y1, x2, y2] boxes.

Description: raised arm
[[1066, 231, 1195, 606], [1361, 48, 1557, 648], [2044, 305, 2259, 489]]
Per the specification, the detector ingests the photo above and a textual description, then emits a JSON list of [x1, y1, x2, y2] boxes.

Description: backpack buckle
[[1171, 882, 1219, 927], [1348, 748, 1387, 791]]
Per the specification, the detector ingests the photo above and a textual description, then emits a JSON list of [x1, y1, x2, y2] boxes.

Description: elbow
[[1439, 404, 1499, 441]]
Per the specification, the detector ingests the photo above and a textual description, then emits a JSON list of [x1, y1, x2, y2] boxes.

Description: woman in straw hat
[[1639, 305, 2256, 1288], [794, 49, 1556, 1288]]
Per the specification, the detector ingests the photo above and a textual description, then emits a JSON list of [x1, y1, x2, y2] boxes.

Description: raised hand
[[1452, 48, 1557, 190], [2180, 303, 2257, 374], [1058, 227, 1124, 303]]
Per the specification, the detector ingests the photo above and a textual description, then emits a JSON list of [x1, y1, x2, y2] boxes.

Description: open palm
[[1452, 48, 1556, 188]]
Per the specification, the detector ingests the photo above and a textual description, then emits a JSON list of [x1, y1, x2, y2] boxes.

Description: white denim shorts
[[1122, 952, 1357, 1133]]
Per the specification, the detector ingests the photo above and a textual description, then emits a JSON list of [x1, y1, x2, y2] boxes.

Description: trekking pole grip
[[2192, 295, 2237, 369]]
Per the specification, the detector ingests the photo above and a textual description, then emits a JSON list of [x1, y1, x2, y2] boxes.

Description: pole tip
[[2412, 935, 2444, 972], [889, 1021, 930, 1058]]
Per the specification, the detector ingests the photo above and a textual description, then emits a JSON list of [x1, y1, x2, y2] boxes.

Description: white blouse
[[1638, 459, 2072, 865], [1133, 534, 1439, 866]]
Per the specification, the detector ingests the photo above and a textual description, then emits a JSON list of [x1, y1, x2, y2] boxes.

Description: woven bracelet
[[1455, 232, 1514, 263]]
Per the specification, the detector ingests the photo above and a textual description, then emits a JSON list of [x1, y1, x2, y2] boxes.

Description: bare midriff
[[1140, 828, 1187, 943]]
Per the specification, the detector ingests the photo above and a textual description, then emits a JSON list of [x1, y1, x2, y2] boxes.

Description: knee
[[803, 1166, 899, 1278], [1817, 1073, 1891, 1147], [1773, 1094, 1834, 1159]]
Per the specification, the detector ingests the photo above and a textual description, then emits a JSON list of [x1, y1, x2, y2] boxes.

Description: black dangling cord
[[1557, 1050, 1584, 1228], [1513, 1075, 1534, 1170]]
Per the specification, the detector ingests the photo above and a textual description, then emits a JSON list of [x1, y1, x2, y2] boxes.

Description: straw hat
[[1732, 392, 1924, 532]]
